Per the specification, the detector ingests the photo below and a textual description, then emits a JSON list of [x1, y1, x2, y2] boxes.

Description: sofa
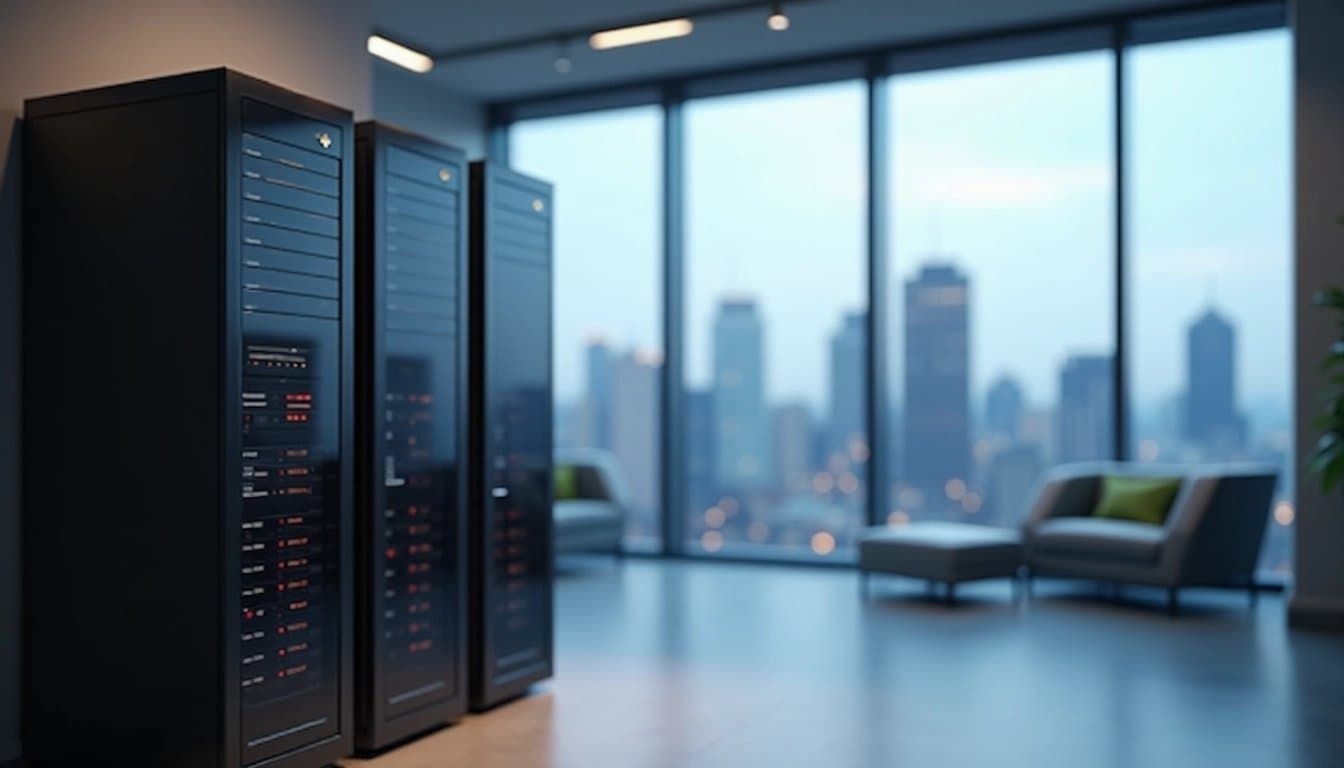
[[1023, 463, 1277, 614], [553, 448, 627, 556]]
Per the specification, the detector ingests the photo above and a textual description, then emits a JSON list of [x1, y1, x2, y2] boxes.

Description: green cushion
[[1092, 475, 1182, 526], [554, 465, 579, 501]]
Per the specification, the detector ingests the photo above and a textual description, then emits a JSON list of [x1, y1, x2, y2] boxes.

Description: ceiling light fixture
[[589, 18, 694, 50], [367, 34, 435, 73], [767, 4, 790, 31]]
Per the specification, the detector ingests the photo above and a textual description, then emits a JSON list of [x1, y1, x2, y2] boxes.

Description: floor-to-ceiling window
[[885, 50, 1117, 528], [683, 80, 868, 560], [511, 105, 664, 550], [1124, 28, 1294, 576]]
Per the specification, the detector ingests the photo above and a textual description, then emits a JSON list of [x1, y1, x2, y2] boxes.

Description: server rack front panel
[[21, 69, 354, 768], [469, 163, 555, 711], [355, 123, 469, 751]]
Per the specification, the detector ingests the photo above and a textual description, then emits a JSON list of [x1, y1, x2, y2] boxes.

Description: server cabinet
[[467, 162, 554, 711], [354, 122, 469, 751], [22, 69, 354, 768]]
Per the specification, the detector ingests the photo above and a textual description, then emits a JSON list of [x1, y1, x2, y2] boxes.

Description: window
[[683, 80, 868, 559], [1124, 29, 1293, 576], [886, 51, 1117, 528], [511, 106, 664, 550]]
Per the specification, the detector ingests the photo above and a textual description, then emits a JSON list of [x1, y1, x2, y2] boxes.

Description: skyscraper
[[828, 311, 867, 460], [713, 298, 770, 489], [1057, 354, 1113, 462], [610, 349, 662, 535], [772, 403, 813, 492], [583, 335, 613, 450], [986, 444, 1044, 527], [1185, 308, 1245, 453], [685, 389, 716, 516], [903, 265, 970, 501], [986, 375, 1024, 440]]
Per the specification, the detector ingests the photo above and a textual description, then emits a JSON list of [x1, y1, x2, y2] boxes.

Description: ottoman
[[858, 522, 1025, 604]]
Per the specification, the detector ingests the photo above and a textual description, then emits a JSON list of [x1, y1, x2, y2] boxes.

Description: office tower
[[467, 162, 554, 710], [1185, 308, 1246, 453], [986, 375, 1025, 440], [987, 444, 1044, 526], [772, 403, 814, 492], [611, 349, 662, 533], [713, 298, 770, 490], [903, 265, 970, 503], [22, 70, 354, 767], [354, 123, 469, 750], [584, 336, 614, 450], [828, 311, 867, 459], [685, 389, 717, 517], [1058, 354, 1114, 462]]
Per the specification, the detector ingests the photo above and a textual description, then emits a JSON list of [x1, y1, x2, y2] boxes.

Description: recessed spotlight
[[767, 4, 790, 31], [367, 34, 434, 73], [554, 38, 573, 73], [590, 18, 693, 50]]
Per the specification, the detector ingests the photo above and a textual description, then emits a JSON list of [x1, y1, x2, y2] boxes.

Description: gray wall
[[373, 60, 490, 159], [1292, 0, 1344, 629], [0, 1, 375, 761]]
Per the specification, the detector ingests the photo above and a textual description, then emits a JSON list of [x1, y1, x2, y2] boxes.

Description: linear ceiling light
[[367, 34, 435, 73], [589, 18, 694, 50]]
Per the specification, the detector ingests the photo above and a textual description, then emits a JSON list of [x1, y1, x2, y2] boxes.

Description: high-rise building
[[986, 375, 1024, 440], [1058, 354, 1113, 462], [828, 311, 867, 460], [1185, 308, 1245, 453], [685, 389, 716, 517], [713, 298, 770, 489], [772, 403, 813, 492], [903, 265, 970, 499], [610, 349, 662, 534], [583, 335, 614, 450], [986, 444, 1044, 527]]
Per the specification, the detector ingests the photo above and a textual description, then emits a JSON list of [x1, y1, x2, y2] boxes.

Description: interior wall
[[373, 61, 490, 159], [0, 1, 374, 761], [1291, 0, 1344, 630]]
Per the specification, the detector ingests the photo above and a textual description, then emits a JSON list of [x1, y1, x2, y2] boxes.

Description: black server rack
[[353, 122, 469, 751], [467, 162, 555, 711], [22, 69, 354, 768]]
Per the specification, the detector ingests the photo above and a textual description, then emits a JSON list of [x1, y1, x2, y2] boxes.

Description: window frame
[[493, 0, 1289, 565]]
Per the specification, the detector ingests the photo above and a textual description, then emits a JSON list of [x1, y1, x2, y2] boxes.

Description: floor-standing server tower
[[354, 122, 469, 750], [467, 162, 554, 710], [22, 70, 354, 768]]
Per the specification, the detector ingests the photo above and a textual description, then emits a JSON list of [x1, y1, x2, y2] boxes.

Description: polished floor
[[345, 557, 1344, 768]]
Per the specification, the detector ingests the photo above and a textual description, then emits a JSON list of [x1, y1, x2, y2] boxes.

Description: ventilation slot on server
[[241, 100, 342, 322], [385, 147, 458, 338]]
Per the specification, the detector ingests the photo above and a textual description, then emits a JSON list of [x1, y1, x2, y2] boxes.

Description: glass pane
[[511, 106, 664, 551], [1125, 29, 1293, 577], [887, 51, 1117, 527], [684, 80, 868, 560]]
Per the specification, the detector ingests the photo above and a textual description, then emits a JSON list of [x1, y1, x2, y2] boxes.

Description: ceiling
[[370, 0, 1192, 103]]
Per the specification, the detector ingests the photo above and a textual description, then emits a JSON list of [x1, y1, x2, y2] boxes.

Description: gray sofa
[[1023, 463, 1277, 613], [554, 449, 627, 556]]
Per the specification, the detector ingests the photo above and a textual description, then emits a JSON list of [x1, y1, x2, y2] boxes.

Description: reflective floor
[[345, 556, 1344, 768]]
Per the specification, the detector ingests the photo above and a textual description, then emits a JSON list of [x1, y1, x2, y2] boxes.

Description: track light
[[367, 34, 435, 73], [767, 4, 790, 31], [589, 18, 694, 50]]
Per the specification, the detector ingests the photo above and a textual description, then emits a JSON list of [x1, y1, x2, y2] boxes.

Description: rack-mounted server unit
[[354, 122, 469, 751], [467, 162, 555, 711], [22, 69, 354, 768]]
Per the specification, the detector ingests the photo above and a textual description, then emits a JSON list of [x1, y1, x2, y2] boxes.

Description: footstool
[[857, 522, 1025, 604]]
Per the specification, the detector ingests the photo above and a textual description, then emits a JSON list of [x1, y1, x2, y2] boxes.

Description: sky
[[510, 28, 1291, 418]]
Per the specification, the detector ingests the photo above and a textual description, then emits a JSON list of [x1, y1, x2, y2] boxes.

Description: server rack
[[22, 69, 354, 768], [467, 162, 555, 711], [353, 122, 469, 751]]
